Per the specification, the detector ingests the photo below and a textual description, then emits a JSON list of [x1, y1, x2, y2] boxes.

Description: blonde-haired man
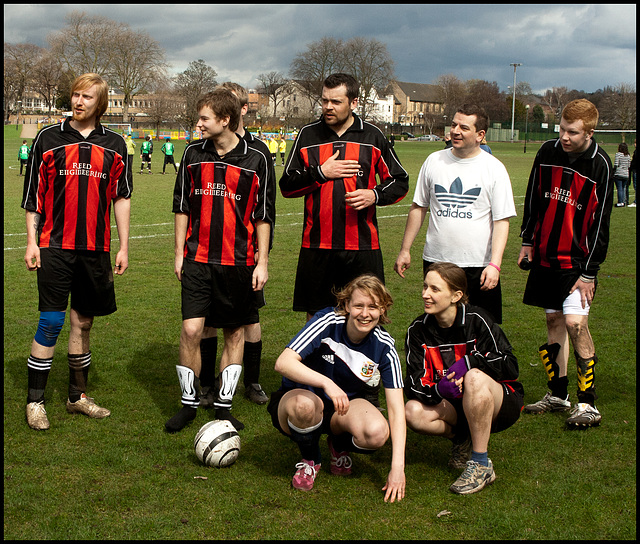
[[21, 73, 132, 430]]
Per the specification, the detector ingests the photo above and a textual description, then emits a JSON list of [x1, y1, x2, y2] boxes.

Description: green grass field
[[4, 124, 636, 539]]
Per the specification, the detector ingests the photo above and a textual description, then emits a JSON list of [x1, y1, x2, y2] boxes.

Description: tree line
[[4, 11, 635, 134]]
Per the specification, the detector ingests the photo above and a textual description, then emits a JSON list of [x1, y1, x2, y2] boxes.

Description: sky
[[4, 4, 636, 95]]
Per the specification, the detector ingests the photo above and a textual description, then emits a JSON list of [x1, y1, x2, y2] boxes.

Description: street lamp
[[524, 104, 530, 153], [510, 62, 522, 142], [16, 100, 22, 132]]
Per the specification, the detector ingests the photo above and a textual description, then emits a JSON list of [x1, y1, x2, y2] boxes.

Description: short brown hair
[[425, 262, 469, 306], [561, 99, 599, 133], [219, 82, 248, 107], [324, 73, 360, 102], [456, 104, 489, 134], [196, 87, 241, 132], [71, 73, 109, 122], [334, 274, 393, 324]]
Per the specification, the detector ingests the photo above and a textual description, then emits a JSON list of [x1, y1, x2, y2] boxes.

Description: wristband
[[488, 262, 501, 272]]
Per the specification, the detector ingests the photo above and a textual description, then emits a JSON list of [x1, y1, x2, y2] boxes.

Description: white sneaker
[[26, 401, 50, 430], [566, 403, 602, 428]]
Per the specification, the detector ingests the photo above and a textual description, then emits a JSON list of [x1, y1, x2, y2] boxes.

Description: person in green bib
[[140, 135, 153, 174], [18, 140, 31, 176], [161, 137, 178, 174]]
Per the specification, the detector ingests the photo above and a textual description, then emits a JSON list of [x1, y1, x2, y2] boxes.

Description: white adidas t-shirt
[[413, 148, 516, 267]]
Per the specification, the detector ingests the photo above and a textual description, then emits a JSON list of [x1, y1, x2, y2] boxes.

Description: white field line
[[4, 197, 526, 251]]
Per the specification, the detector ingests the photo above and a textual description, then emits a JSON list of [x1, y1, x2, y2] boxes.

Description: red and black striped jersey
[[520, 139, 613, 277], [172, 135, 275, 266], [279, 114, 408, 250], [21, 119, 132, 253]]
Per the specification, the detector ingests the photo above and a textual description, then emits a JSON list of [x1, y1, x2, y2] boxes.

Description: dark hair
[[323, 73, 359, 102], [196, 87, 241, 132], [455, 104, 489, 134], [618, 142, 629, 155], [425, 262, 469, 305]]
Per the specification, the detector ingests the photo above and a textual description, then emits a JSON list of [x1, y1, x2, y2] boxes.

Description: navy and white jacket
[[280, 307, 403, 402]]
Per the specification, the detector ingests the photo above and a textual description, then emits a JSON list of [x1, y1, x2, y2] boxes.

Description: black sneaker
[[244, 383, 269, 405]]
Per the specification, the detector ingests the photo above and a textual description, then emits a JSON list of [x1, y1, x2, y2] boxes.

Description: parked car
[[414, 134, 442, 141], [401, 131, 414, 139]]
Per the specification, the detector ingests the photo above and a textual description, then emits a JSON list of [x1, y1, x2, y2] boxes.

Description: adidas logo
[[322, 354, 335, 364], [434, 177, 480, 218]]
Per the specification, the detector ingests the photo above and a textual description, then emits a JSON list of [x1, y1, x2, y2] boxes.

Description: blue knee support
[[34, 311, 66, 347]]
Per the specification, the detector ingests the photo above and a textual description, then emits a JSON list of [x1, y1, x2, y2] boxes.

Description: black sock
[[242, 340, 262, 386], [165, 406, 197, 433], [216, 408, 245, 431], [330, 432, 376, 455], [287, 419, 322, 464], [68, 352, 91, 402], [27, 355, 52, 403], [199, 336, 218, 389]]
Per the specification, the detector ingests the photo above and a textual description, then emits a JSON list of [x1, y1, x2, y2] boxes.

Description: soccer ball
[[175, 162, 180, 167], [194, 420, 240, 468]]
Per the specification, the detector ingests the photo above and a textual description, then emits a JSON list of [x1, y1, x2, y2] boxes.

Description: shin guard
[[576, 353, 598, 405]]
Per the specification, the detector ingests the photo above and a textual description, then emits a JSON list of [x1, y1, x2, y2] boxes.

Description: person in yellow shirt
[[279, 136, 287, 166]]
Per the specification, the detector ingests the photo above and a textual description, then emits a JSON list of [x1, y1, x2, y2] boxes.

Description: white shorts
[[545, 288, 590, 316]]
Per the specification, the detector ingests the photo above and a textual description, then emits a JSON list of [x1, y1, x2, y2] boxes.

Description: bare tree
[[108, 28, 168, 122], [4, 42, 44, 120], [434, 74, 466, 121], [32, 50, 65, 115], [48, 11, 124, 77], [256, 71, 291, 117], [289, 36, 395, 120], [542, 86, 569, 122], [343, 37, 395, 120], [290, 37, 346, 113], [47, 11, 167, 123], [599, 83, 636, 131], [173, 59, 218, 134], [464, 79, 509, 122]]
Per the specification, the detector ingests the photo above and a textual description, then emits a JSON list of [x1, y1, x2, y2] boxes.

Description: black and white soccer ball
[[194, 419, 241, 468]]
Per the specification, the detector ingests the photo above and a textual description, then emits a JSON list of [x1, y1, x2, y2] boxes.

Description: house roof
[[393, 81, 442, 103]]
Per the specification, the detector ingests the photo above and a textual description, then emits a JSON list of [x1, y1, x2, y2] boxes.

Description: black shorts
[[293, 248, 384, 314], [267, 385, 366, 437], [141, 153, 151, 162], [163, 155, 176, 164], [424, 261, 503, 323], [451, 382, 524, 436], [37, 247, 116, 316], [181, 259, 259, 327], [523, 266, 592, 311]]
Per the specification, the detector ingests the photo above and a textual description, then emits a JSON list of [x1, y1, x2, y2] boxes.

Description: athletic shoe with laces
[[450, 459, 496, 495], [66, 393, 111, 418], [244, 383, 269, 405], [292, 460, 321, 490], [448, 435, 472, 469], [565, 403, 602, 428], [524, 391, 571, 414], [327, 435, 353, 475], [26, 401, 50, 430]]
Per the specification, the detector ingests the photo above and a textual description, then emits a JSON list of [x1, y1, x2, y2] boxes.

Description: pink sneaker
[[292, 460, 321, 491], [327, 435, 352, 475]]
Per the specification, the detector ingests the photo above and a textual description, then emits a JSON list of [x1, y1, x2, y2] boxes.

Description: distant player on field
[[21, 72, 132, 430], [140, 134, 153, 174], [18, 139, 30, 176], [161, 136, 178, 174], [518, 99, 613, 428]]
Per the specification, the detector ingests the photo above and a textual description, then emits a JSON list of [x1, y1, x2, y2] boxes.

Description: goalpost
[[103, 123, 132, 135]]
